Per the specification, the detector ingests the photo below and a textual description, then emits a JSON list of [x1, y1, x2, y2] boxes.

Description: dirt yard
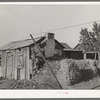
[[0, 59, 100, 89]]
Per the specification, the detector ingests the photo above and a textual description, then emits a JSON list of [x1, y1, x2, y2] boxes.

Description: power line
[[45, 19, 100, 32], [19, 19, 100, 41]]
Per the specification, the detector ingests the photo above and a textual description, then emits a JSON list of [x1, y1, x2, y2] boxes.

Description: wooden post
[[30, 34, 62, 89], [94, 52, 96, 60], [84, 53, 86, 60], [5, 52, 7, 78], [98, 51, 100, 61]]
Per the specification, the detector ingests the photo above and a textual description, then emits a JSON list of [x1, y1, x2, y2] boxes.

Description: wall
[[54, 41, 63, 56], [1, 47, 30, 80], [64, 50, 84, 60], [1, 51, 6, 78]]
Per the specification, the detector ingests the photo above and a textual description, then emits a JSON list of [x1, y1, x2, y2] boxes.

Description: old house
[[74, 43, 99, 60], [60, 43, 83, 59], [0, 33, 65, 80], [63, 49, 84, 60]]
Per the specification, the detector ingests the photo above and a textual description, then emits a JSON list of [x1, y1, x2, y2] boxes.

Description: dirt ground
[[68, 76, 100, 89], [0, 76, 100, 89]]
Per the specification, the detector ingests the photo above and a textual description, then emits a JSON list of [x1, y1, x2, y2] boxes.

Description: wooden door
[[17, 68, 20, 80], [17, 52, 24, 80], [6, 52, 13, 79]]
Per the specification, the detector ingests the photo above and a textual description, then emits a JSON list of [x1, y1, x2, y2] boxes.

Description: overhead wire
[[44, 19, 100, 32], [19, 19, 100, 40]]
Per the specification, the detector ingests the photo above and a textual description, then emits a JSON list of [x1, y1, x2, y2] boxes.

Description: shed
[[0, 33, 65, 80]]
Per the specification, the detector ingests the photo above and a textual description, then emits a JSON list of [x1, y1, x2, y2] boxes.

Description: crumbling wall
[[57, 59, 81, 89], [75, 60, 98, 81], [32, 59, 99, 89]]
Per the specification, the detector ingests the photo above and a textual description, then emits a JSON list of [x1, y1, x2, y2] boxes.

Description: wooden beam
[[30, 34, 62, 89]]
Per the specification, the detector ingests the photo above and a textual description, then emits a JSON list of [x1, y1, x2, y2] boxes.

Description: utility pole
[[30, 34, 62, 89]]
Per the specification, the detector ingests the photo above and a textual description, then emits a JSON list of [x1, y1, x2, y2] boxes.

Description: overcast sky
[[0, 4, 100, 48]]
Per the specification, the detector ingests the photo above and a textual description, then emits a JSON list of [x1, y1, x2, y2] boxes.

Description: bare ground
[[0, 76, 100, 89], [68, 76, 100, 89]]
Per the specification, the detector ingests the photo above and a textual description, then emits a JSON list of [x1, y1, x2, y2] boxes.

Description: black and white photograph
[[0, 3, 100, 91]]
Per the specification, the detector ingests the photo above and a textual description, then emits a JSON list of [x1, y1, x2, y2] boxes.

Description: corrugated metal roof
[[0, 36, 45, 51], [60, 42, 72, 49]]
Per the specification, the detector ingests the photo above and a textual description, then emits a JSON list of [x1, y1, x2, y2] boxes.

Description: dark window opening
[[86, 53, 98, 60]]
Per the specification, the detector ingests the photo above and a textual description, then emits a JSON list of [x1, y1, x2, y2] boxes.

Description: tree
[[79, 22, 100, 53]]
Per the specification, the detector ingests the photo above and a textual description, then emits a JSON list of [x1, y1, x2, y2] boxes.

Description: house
[[74, 43, 99, 60], [0, 33, 65, 80], [59, 43, 83, 59], [63, 49, 84, 60]]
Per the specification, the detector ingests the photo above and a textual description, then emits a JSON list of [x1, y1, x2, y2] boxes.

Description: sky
[[0, 4, 100, 48]]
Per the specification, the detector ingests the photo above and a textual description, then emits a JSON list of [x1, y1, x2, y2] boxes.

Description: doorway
[[6, 52, 13, 79], [17, 52, 24, 80]]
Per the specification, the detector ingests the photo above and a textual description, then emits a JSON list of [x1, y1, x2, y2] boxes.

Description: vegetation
[[79, 22, 100, 52]]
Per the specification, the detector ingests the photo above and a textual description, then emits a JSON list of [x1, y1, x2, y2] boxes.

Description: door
[[17, 68, 20, 80], [6, 52, 13, 79], [17, 52, 24, 80]]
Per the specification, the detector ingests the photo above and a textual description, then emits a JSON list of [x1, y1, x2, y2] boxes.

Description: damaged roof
[[0, 36, 45, 51], [0, 35, 67, 51]]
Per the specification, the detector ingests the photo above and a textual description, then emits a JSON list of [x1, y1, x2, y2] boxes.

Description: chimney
[[45, 33, 55, 58]]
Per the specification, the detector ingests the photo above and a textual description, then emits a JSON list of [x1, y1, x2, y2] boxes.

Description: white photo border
[[0, 2, 100, 98]]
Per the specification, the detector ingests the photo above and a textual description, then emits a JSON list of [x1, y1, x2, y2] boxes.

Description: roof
[[85, 51, 98, 53], [63, 49, 83, 52], [0, 36, 67, 51], [74, 43, 84, 50], [0, 36, 45, 51], [60, 43, 72, 49], [74, 43, 80, 49]]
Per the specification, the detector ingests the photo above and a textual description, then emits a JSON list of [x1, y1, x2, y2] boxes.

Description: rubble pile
[[11, 80, 40, 89], [32, 60, 61, 89]]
